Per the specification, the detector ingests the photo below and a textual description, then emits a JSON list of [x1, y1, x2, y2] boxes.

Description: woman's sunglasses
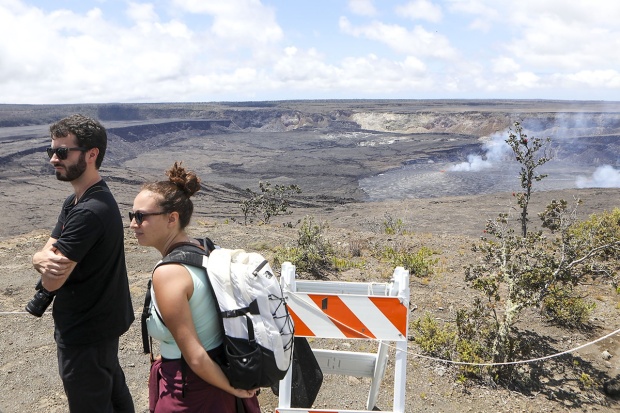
[[46, 147, 89, 160], [128, 211, 167, 225]]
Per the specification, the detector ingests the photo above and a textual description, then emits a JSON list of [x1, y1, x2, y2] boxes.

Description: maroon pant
[[149, 358, 260, 413]]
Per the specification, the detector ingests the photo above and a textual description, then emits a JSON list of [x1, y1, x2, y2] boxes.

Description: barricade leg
[[278, 362, 293, 408], [393, 340, 407, 413], [367, 340, 389, 410], [278, 261, 295, 409]]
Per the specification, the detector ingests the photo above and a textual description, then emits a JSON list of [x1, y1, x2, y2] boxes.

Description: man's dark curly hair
[[49, 114, 107, 169]]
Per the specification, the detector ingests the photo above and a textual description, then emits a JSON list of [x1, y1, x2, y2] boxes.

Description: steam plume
[[449, 131, 511, 172], [576, 165, 620, 188]]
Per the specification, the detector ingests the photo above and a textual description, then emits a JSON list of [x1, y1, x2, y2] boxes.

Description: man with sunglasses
[[31, 114, 135, 412]]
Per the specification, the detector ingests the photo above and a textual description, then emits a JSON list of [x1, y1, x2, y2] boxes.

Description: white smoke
[[576, 165, 620, 188], [449, 132, 511, 172]]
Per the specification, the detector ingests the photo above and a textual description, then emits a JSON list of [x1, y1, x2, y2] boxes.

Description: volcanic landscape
[[1, 100, 620, 413]]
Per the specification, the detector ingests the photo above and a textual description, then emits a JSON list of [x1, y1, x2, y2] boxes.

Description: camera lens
[[25, 282, 56, 317]]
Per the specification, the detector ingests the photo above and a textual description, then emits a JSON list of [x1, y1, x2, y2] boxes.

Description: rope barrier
[[3, 297, 620, 368], [0, 311, 39, 315], [404, 326, 620, 367], [284, 290, 620, 368]]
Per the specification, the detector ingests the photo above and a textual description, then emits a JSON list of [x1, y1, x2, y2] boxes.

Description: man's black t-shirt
[[51, 181, 134, 346]]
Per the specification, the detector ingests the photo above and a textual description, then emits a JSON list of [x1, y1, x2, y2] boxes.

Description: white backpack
[[150, 242, 295, 389]]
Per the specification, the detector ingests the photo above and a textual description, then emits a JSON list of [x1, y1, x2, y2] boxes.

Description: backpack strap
[[198, 236, 216, 252], [161, 247, 206, 268], [141, 239, 216, 394], [221, 300, 260, 318], [141, 279, 154, 358], [252, 259, 269, 276], [141, 238, 215, 357]]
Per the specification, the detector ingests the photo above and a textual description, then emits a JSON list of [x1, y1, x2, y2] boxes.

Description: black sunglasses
[[129, 211, 167, 225], [47, 147, 89, 160]]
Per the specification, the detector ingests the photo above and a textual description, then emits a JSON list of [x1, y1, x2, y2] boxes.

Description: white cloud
[[273, 47, 337, 83], [0, 2, 203, 102], [271, 49, 431, 95], [171, 0, 283, 46], [188, 67, 261, 96], [0, 0, 619, 103], [503, 15, 620, 71], [492, 57, 519, 74], [562, 70, 620, 88], [440, 0, 620, 97], [126, 2, 158, 23], [508, 0, 620, 26], [338, 55, 431, 91], [396, 0, 443, 23], [347, 0, 377, 17], [466, 1, 620, 74], [512, 72, 541, 89], [339, 17, 458, 60], [444, 0, 500, 31]]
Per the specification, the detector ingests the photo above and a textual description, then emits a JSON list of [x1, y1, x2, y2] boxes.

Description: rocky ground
[[1, 187, 620, 413], [1, 100, 620, 412]]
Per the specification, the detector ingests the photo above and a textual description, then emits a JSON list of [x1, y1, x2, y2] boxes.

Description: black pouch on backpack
[[221, 336, 265, 389], [271, 337, 323, 408]]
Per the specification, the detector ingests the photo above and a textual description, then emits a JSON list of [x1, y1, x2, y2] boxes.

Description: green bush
[[239, 181, 302, 225], [382, 212, 406, 235], [542, 286, 595, 328], [332, 256, 366, 271], [569, 207, 620, 261], [579, 372, 597, 389], [273, 216, 334, 278], [381, 245, 438, 277], [411, 313, 456, 359]]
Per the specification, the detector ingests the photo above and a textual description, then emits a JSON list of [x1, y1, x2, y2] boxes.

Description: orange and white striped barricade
[[277, 262, 410, 413]]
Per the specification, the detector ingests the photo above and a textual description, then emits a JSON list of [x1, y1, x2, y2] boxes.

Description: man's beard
[[56, 153, 87, 182]]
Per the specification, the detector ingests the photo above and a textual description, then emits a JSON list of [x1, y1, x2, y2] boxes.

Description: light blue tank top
[[146, 263, 222, 359]]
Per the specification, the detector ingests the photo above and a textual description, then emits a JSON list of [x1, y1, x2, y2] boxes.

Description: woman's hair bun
[[166, 161, 201, 197]]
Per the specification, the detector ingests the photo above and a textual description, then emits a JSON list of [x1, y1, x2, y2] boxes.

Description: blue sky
[[1, 0, 619, 103]]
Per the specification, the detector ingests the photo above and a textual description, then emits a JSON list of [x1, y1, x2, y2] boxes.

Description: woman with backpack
[[131, 161, 260, 412]]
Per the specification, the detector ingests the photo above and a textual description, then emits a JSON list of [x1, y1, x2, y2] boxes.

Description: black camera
[[25, 280, 56, 317]]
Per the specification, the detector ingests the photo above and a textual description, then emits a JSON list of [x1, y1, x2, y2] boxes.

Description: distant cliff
[[1, 100, 619, 138]]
